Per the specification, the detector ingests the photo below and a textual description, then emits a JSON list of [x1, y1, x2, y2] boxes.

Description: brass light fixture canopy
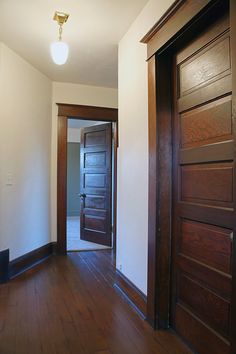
[[51, 11, 69, 65], [53, 11, 69, 26]]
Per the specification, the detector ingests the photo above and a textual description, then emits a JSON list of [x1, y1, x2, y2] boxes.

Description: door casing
[[142, 0, 236, 352], [57, 104, 118, 255]]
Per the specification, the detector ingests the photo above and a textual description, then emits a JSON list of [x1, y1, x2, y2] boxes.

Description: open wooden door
[[79, 123, 112, 247]]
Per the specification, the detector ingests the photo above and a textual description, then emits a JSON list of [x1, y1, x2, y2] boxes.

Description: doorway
[[57, 104, 118, 255], [171, 11, 232, 354], [67, 119, 114, 251], [143, 0, 236, 353]]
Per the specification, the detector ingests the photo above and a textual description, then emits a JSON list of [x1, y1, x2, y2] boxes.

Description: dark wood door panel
[[178, 255, 232, 300], [179, 141, 234, 165], [80, 123, 112, 246], [82, 225, 110, 246], [84, 214, 106, 232], [178, 75, 232, 112], [84, 195, 106, 209], [176, 13, 229, 65], [84, 129, 106, 147], [181, 162, 233, 207], [179, 219, 232, 274], [180, 95, 232, 148], [178, 75, 231, 112], [179, 34, 230, 97], [175, 304, 230, 354], [84, 151, 107, 168], [171, 9, 234, 353], [84, 173, 107, 189], [179, 203, 234, 229], [178, 30, 231, 112], [178, 273, 230, 336]]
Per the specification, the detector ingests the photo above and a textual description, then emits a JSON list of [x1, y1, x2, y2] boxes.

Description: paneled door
[[171, 13, 233, 354], [80, 123, 112, 246]]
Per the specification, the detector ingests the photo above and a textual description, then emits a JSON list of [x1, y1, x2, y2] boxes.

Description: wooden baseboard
[[114, 270, 147, 319], [0, 249, 9, 283], [9, 242, 57, 279]]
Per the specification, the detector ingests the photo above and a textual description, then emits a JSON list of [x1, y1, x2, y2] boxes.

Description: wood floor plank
[[0, 250, 192, 354]]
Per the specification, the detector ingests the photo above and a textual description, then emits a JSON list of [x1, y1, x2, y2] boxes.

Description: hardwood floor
[[0, 250, 192, 354]]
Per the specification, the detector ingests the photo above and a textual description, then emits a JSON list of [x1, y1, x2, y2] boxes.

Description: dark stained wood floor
[[0, 250, 192, 354]]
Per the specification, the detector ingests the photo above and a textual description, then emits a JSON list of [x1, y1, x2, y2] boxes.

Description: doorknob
[[79, 193, 86, 198]]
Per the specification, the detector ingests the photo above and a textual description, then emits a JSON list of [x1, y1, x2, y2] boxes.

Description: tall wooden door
[[80, 123, 112, 247], [171, 13, 233, 354]]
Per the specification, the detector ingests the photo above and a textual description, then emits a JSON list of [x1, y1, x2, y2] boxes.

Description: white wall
[[51, 82, 118, 241], [0, 43, 52, 261], [117, 0, 175, 294], [68, 128, 81, 143]]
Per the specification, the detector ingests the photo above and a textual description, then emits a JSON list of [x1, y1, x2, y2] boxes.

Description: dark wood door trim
[[230, 0, 236, 350], [144, 1, 236, 349], [57, 104, 118, 255], [147, 55, 158, 328], [57, 103, 118, 121], [141, 0, 219, 59], [57, 115, 68, 254]]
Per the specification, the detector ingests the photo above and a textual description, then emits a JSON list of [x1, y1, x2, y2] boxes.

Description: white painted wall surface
[[68, 128, 81, 143], [0, 43, 52, 261], [51, 82, 118, 241], [117, 0, 175, 294]]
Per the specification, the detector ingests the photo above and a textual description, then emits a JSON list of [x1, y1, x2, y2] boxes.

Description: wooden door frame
[[142, 0, 236, 350], [57, 103, 118, 255]]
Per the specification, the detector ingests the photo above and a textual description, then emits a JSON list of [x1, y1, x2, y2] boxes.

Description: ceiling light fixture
[[51, 11, 69, 65]]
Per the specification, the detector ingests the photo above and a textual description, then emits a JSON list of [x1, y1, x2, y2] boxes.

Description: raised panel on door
[[178, 273, 230, 336], [80, 123, 112, 246], [171, 11, 233, 354], [179, 35, 230, 96], [181, 162, 233, 207], [179, 219, 232, 274], [180, 95, 232, 148]]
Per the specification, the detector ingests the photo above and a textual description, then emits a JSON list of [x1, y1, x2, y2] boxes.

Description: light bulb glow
[[50, 41, 69, 65]]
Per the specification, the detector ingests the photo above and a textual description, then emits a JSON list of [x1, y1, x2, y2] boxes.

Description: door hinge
[[110, 225, 114, 233], [230, 232, 233, 242]]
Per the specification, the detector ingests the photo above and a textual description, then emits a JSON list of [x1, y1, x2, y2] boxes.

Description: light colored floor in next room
[[67, 216, 110, 251]]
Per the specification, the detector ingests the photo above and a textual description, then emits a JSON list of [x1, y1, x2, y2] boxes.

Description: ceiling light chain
[[59, 25, 63, 41]]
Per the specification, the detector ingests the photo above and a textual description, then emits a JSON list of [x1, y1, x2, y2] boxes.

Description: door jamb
[[57, 104, 118, 255], [142, 1, 236, 350]]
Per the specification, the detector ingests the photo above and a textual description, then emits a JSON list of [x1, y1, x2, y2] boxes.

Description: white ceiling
[[0, 0, 149, 88]]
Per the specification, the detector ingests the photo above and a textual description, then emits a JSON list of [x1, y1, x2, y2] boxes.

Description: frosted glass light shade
[[50, 41, 69, 65]]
